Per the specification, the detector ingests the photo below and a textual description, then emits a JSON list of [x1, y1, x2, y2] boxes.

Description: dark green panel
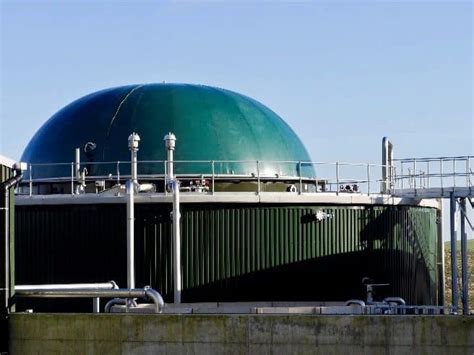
[[15, 203, 438, 310]]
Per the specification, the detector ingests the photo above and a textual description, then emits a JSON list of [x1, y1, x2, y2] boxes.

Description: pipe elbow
[[145, 288, 165, 313]]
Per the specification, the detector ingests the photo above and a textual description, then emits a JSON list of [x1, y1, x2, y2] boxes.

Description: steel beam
[[450, 192, 458, 313]]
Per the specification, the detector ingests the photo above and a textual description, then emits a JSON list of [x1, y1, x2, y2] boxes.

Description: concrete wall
[[9, 313, 474, 354]]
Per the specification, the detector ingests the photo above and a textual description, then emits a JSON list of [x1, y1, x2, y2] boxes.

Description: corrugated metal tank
[[15, 203, 438, 309]]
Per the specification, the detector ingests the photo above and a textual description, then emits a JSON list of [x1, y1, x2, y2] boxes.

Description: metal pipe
[[126, 180, 135, 290], [172, 179, 181, 304], [164, 133, 176, 183], [382, 137, 393, 193], [128, 133, 140, 184], [164, 133, 181, 304], [75, 148, 81, 180], [460, 197, 468, 314], [1, 171, 23, 314], [16, 281, 118, 291], [450, 192, 458, 313], [14, 288, 165, 313], [104, 298, 126, 312], [93, 298, 100, 313]]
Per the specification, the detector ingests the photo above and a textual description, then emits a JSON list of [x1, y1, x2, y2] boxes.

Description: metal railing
[[18, 159, 395, 197], [392, 156, 474, 197]]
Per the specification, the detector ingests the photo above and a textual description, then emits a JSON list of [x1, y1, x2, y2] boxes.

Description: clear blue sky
[[0, 0, 472, 163]]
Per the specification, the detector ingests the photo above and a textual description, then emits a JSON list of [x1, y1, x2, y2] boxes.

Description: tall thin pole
[[172, 180, 181, 304], [127, 133, 140, 291], [164, 133, 181, 304], [460, 198, 468, 314], [450, 192, 458, 313]]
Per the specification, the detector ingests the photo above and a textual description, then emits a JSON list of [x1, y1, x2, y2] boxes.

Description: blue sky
[[1, 0, 472, 163]]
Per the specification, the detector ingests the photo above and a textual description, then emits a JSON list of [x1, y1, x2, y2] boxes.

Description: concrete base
[[9, 313, 474, 354]]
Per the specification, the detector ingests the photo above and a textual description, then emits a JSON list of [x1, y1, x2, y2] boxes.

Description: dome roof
[[21, 84, 313, 178]]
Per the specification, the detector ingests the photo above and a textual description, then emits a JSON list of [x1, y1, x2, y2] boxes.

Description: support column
[[460, 198, 469, 314], [450, 192, 458, 313]]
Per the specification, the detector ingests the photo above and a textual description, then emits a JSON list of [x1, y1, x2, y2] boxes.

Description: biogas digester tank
[[15, 84, 440, 310]]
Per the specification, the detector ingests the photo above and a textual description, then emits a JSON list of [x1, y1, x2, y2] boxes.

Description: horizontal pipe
[[15, 281, 118, 291], [14, 287, 164, 313], [104, 298, 126, 313]]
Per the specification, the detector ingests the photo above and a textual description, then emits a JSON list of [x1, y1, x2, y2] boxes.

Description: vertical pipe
[[75, 148, 81, 180], [126, 180, 135, 290], [93, 297, 100, 313], [336, 162, 339, 195], [126, 133, 140, 292], [450, 192, 458, 313], [164, 133, 180, 304], [173, 180, 181, 304], [460, 198, 468, 314], [382, 137, 393, 193]]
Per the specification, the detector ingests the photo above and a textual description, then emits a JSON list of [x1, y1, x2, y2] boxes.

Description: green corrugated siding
[[16, 203, 438, 309]]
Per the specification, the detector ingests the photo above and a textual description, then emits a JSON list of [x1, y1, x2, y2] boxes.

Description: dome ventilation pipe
[[382, 137, 394, 194], [164, 132, 181, 305], [126, 133, 140, 307]]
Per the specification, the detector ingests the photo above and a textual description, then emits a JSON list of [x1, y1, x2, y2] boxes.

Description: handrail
[[19, 159, 395, 196]]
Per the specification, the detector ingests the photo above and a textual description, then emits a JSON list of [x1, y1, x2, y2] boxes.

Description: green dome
[[21, 84, 314, 178]]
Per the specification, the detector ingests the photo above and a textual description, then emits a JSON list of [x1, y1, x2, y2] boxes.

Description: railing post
[[453, 159, 456, 188], [336, 162, 339, 195], [426, 161, 430, 189], [211, 160, 215, 195], [116, 161, 120, 185], [70, 163, 74, 195], [29, 164, 32, 196], [366, 164, 370, 196], [466, 158, 470, 187], [164, 161, 167, 195], [256, 161, 260, 195], [400, 162, 404, 190], [413, 159, 417, 196], [440, 159, 444, 194], [298, 161, 302, 195]]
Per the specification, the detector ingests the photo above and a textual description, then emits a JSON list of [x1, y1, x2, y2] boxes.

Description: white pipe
[[128, 133, 140, 184], [16, 281, 118, 291], [164, 133, 176, 185], [15, 288, 165, 313], [126, 180, 135, 290], [173, 179, 181, 304], [75, 148, 81, 180]]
